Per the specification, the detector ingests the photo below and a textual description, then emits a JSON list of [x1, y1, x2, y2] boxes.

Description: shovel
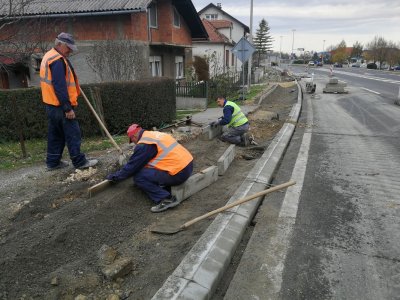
[[151, 180, 296, 235], [79, 87, 127, 166]]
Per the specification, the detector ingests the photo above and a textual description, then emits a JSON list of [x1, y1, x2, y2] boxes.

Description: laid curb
[[152, 81, 302, 299]]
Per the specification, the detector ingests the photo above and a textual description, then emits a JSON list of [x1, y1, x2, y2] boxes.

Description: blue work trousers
[[46, 105, 86, 168], [134, 161, 193, 203]]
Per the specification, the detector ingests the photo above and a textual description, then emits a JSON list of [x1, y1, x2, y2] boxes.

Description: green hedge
[[0, 78, 176, 142]]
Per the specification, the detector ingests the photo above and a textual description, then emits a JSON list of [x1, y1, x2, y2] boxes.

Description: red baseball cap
[[127, 124, 142, 141]]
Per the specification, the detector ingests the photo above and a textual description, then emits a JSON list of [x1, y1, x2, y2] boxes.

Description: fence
[[175, 73, 242, 105], [176, 80, 208, 98]]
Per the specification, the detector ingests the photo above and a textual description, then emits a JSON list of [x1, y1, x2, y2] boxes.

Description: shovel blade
[[150, 224, 184, 235]]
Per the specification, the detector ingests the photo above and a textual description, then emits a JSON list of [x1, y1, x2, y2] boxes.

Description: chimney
[[217, 3, 221, 8]]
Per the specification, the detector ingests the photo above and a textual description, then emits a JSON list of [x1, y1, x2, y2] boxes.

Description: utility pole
[[322, 39, 326, 63], [247, 0, 253, 91], [279, 36, 283, 65], [291, 29, 296, 59]]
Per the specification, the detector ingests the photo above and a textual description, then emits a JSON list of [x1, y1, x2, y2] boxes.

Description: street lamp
[[279, 36, 283, 62], [291, 29, 296, 59], [322, 39, 326, 63], [247, 0, 254, 90]]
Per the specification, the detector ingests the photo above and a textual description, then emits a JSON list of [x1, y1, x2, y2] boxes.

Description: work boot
[[242, 133, 250, 147], [46, 160, 69, 171], [77, 159, 98, 170], [151, 196, 181, 213], [249, 134, 258, 145]]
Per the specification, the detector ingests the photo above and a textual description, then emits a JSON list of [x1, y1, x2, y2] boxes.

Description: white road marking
[[318, 68, 400, 84], [360, 87, 381, 95], [266, 93, 313, 295]]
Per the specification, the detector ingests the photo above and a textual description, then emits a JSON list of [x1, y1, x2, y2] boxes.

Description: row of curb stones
[[152, 80, 302, 299]]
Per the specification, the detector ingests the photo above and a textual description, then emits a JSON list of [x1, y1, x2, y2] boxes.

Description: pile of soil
[[0, 82, 298, 300]]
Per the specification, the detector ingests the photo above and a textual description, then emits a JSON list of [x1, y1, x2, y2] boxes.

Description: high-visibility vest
[[225, 101, 248, 128], [138, 131, 193, 175], [40, 48, 80, 106]]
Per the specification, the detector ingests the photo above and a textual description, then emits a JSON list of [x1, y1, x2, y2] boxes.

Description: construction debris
[[323, 78, 348, 94], [65, 167, 97, 183]]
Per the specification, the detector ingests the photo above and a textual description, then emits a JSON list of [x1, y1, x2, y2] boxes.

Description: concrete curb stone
[[152, 81, 302, 299]]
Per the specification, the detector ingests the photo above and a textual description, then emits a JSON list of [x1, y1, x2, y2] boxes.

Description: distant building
[[194, 3, 250, 75], [0, 0, 208, 89]]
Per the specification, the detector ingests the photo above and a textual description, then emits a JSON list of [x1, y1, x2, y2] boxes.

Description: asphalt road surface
[[222, 72, 400, 299]]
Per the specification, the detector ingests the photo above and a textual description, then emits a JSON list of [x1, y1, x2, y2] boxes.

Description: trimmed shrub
[[0, 77, 175, 142]]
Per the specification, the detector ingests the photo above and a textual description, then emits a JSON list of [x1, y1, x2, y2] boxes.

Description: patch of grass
[[246, 84, 268, 100], [0, 135, 126, 170], [207, 83, 269, 107], [176, 110, 202, 120]]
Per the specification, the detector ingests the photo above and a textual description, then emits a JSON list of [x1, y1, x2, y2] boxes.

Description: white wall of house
[[197, 6, 249, 76], [218, 27, 232, 41], [192, 42, 241, 77], [199, 7, 247, 44]]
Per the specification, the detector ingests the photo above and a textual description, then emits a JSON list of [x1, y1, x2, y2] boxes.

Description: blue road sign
[[232, 37, 256, 63]]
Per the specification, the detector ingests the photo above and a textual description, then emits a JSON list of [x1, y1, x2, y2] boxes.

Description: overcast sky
[[192, 0, 400, 54]]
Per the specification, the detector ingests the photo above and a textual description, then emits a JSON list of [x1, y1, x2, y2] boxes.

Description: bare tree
[[351, 41, 363, 59], [1, 1, 55, 72], [0, 0, 35, 31], [331, 40, 348, 64], [86, 39, 148, 82], [385, 41, 400, 68], [366, 36, 389, 68]]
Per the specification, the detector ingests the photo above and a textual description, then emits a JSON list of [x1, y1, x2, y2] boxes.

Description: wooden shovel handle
[[181, 180, 296, 230], [79, 87, 124, 155]]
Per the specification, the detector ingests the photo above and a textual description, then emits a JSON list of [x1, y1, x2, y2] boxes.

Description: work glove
[[106, 174, 118, 184]]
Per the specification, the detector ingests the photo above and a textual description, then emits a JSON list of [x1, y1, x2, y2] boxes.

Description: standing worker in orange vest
[[40, 32, 98, 171], [106, 124, 194, 213]]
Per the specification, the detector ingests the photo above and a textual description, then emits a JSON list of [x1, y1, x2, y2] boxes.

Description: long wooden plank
[[88, 180, 111, 198]]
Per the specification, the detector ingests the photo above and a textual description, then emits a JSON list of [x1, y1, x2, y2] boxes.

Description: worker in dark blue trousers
[[106, 124, 193, 213]]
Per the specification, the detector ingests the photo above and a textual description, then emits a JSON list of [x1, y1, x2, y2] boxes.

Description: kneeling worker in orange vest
[[106, 124, 194, 213]]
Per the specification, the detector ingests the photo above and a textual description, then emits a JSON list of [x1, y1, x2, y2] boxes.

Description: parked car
[[316, 61, 323, 67], [367, 63, 377, 69], [308, 61, 315, 67], [351, 63, 361, 67], [333, 62, 343, 68], [390, 65, 400, 71]]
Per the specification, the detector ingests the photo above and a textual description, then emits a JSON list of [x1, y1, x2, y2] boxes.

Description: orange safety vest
[[40, 48, 80, 106], [138, 131, 193, 175]]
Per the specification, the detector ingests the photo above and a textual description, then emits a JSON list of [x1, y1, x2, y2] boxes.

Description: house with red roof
[[0, 0, 207, 89], [193, 3, 249, 76]]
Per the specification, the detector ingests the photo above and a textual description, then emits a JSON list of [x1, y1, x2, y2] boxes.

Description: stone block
[[217, 145, 235, 176], [172, 166, 218, 202], [329, 78, 338, 84], [199, 125, 222, 141], [102, 257, 132, 280]]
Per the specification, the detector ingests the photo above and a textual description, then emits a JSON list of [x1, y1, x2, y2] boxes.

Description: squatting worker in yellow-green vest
[[106, 124, 194, 213], [209, 96, 254, 146], [40, 32, 98, 171]]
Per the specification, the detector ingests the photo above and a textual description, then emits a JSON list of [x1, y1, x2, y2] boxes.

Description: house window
[[149, 56, 162, 77], [205, 14, 218, 20], [231, 53, 235, 66], [225, 50, 229, 67], [148, 2, 158, 28], [175, 56, 183, 79], [173, 7, 180, 27]]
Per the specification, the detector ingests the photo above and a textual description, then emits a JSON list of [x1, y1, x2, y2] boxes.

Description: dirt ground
[[0, 82, 298, 300]]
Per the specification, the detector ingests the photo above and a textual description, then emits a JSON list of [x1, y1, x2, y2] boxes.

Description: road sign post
[[232, 37, 256, 101]]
